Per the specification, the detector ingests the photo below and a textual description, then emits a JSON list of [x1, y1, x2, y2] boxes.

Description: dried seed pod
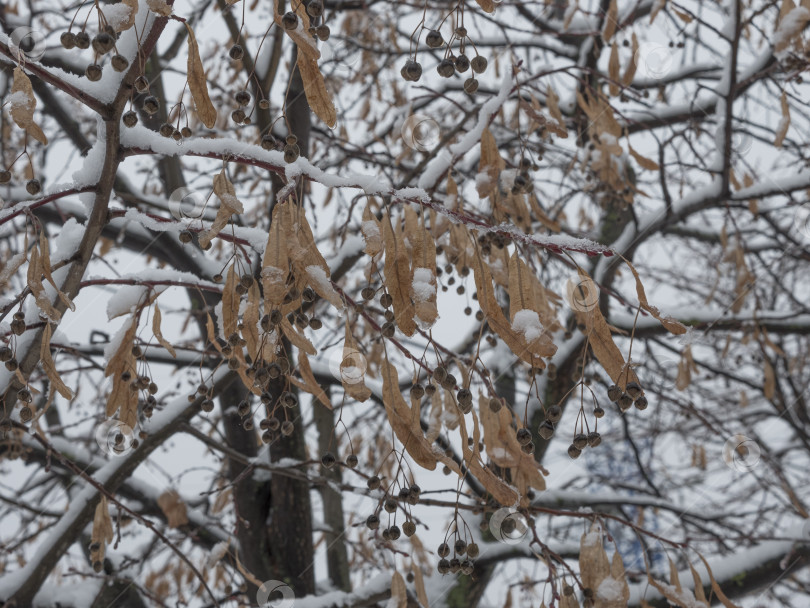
[[143, 96, 159, 114], [426, 29, 444, 48], [463, 78, 479, 94], [321, 452, 336, 468], [281, 11, 298, 30], [388, 525, 401, 540], [281, 420, 294, 436], [587, 431, 601, 447], [306, 0, 324, 18], [546, 405, 562, 423], [111, 54, 129, 72], [607, 384, 622, 402], [410, 384, 425, 400], [134, 75, 149, 93], [437, 558, 450, 574], [367, 476, 381, 490], [0, 347, 12, 362], [123, 111, 138, 127], [201, 399, 214, 412], [438, 542, 450, 557], [159, 123, 174, 137], [92, 32, 115, 54], [234, 90, 251, 106], [384, 498, 397, 513], [229, 44, 244, 60], [346, 454, 358, 468], [75, 31, 91, 49], [366, 514, 380, 529], [60, 32, 77, 49], [593, 406, 605, 418], [516, 428, 532, 445], [0, 170, 10, 184], [85, 63, 102, 81], [634, 395, 649, 410], [457, 388, 473, 413], [625, 381, 643, 400], [568, 444, 582, 459], [454, 54, 470, 72], [471, 55, 488, 73], [617, 393, 634, 411], [315, 25, 330, 40], [437, 58, 455, 77], [489, 397, 502, 412], [538, 420, 555, 440], [572, 433, 588, 449], [25, 179, 41, 195], [400, 59, 422, 81], [402, 521, 416, 537]]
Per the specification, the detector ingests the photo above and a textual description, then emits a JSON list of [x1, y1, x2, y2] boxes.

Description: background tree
[[1, 0, 810, 606]]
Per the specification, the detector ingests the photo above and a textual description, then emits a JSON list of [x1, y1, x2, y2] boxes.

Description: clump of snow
[[361, 220, 380, 242], [774, 7, 810, 55], [411, 267, 435, 302], [106, 285, 158, 320], [100, 2, 135, 30], [512, 309, 544, 343], [305, 265, 344, 310], [7, 91, 31, 111]]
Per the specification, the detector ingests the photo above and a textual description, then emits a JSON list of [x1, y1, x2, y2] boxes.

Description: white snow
[[597, 577, 625, 602], [512, 309, 544, 343], [411, 267, 435, 302], [774, 7, 810, 55]]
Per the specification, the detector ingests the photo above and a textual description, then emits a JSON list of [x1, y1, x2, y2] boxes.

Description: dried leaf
[[650, 0, 666, 23], [388, 571, 407, 608], [104, 319, 139, 428], [199, 169, 242, 248], [262, 203, 290, 309], [92, 496, 114, 545], [297, 351, 331, 408], [40, 323, 74, 400], [764, 359, 776, 400], [112, 0, 139, 32], [38, 232, 74, 312], [10, 68, 47, 145], [381, 358, 437, 470], [413, 566, 429, 607], [694, 552, 743, 608], [475, 0, 497, 12], [603, 0, 619, 42], [242, 283, 261, 360], [623, 33, 639, 85], [221, 263, 239, 340], [622, 257, 685, 334], [297, 51, 337, 128], [382, 212, 416, 336], [361, 202, 382, 257], [608, 42, 620, 96], [281, 318, 317, 355], [152, 302, 177, 358], [774, 91, 790, 147], [579, 522, 610, 591], [147, 0, 172, 15], [157, 490, 189, 528], [185, 24, 217, 128], [478, 127, 504, 199], [628, 141, 660, 171], [546, 86, 568, 138]]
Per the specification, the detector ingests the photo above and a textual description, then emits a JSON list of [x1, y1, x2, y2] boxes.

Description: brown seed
[[85, 63, 102, 81]]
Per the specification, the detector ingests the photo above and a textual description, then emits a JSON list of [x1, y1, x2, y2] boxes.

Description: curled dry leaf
[[361, 202, 382, 257], [104, 318, 139, 428], [475, 0, 497, 13], [381, 359, 438, 470], [545, 85, 568, 138], [382, 212, 417, 336], [623, 33, 639, 85], [146, 0, 172, 15], [242, 282, 261, 360], [622, 257, 685, 333], [27, 243, 60, 321], [293, 351, 331, 408], [296, 51, 337, 128], [38, 232, 75, 312], [261, 202, 290, 310], [572, 268, 640, 389], [774, 91, 790, 147], [603, 0, 619, 42], [91, 496, 114, 562], [608, 42, 620, 96], [157, 490, 189, 528], [185, 24, 217, 129], [409, 212, 439, 330], [478, 127, 505, 199], [199, 169, 242, 249], [11, 68, 47, 146], [152, 302, 177, 358], [389, 571, 407, 608], [40, 323, 74, 400]]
